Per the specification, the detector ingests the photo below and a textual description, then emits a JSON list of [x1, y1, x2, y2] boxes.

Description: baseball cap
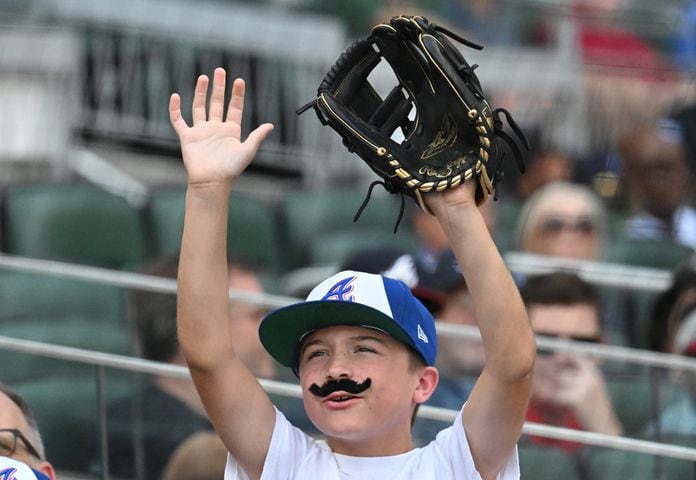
[[0, 457, 50, 480], [340, 247, 454, 315], [414, 249, 466, 297], [259, 270, 437, 375]]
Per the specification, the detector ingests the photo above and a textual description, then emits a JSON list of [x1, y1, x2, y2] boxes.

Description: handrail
[[0, 335, 695, 462], [438, 323, 696, 373], [1, 253, 695, 372], [504, 251, 674, 292]]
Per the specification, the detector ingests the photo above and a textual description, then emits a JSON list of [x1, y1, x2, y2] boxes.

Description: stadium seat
[[603, 238, 694, 348], [0, 269, 127, 325], [282, 188, 415, 269], [146, 186, 286, 274], [583, 446, 695, 480], [604, 374, 684, 436], [605, 237, 694, 270], [143, 186, 186, 257], [311, 229, 419, 267], [1, 183, 148, 269], [0, 317, 132, 383], [518, 444, 582, 480], [493, 199, 521, 253]]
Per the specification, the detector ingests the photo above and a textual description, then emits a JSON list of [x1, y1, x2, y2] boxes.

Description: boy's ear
[[38, 461, 56, 480], [413, 366, 439, 405]]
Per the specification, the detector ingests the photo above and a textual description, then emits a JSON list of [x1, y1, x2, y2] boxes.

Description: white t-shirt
[[225, 408, 519, 480]]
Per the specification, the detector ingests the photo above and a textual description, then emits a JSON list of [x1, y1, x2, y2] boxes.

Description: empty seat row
[[0, 182, 417, 279]]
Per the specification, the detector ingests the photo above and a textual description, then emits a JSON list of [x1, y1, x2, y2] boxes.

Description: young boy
[[170, 68, 535, 480]]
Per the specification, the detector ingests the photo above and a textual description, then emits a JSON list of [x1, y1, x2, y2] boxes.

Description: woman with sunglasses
[[0, 383, 55, 480], [515, 181, 608, 261]]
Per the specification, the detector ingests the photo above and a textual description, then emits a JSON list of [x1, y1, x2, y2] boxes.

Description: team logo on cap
[[321, 276, 356, 302]]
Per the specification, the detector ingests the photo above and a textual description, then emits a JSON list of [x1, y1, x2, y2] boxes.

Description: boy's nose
[[326, 353, 352, 380]]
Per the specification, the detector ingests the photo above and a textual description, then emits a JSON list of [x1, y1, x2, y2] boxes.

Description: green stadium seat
[[282, 188, 414, 268], [493, 198, 521, 253], [0, 269, 127, 325], [605, 237, 694, 270], [146, 186, 286, 274], [583, 446, 695, 480], [0, 317, 132, 383], [518, 444, 582, 480], [311, 229, 419, 267], [604, 374, 685, 436], [1, 183, 148, 269], [604, 237, 694, 348]]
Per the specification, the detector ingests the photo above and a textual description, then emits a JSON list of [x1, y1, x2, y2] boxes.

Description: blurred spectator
[[671, 0, 696, 72], [510, 128, 573, 203], [673, 103, 696, 179], [374, 0, 519, 46], [0, 383, 55, 480], [514, 181, 608, 260], [103, 254, 296, 479], [412, 200, 497, 267], [301, 0, 518, 44], [160, 431, 227, 480], [645, 255, 696, 437], [520, 272, 623, 454], [618, 117, 696, 248], [648, 254, 696, 354]]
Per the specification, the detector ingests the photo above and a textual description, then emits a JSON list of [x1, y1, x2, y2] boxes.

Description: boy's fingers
[[245, 123, 274, 153], [208, 68, 226, 121], [192, 75, 209, 125], [169, 93, 188, 135], [225, 78, 245, 125]]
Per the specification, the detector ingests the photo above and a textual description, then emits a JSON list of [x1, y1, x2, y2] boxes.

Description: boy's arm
[[427, 184, 536, 480], [170, 68, 276, 479]]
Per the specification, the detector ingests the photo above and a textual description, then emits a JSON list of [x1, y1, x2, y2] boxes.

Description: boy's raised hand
[[169, 67, 274, 187]]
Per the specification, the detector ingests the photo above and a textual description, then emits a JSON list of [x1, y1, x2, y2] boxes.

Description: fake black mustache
[[309, 378, 372, 397]]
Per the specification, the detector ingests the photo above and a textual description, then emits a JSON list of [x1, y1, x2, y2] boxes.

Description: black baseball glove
[[298, 15, 528, 230]]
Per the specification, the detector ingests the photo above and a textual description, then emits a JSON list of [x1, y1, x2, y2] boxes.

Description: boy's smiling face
[[297, 325, 436, 454]]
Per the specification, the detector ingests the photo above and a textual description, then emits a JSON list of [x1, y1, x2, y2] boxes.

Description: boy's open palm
[[169, 67, 274, 187]]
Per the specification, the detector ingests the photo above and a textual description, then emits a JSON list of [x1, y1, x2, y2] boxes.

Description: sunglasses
[[0, 428, 42, 460], [536, 333, 601, 356], [538, 216, 596, 235]]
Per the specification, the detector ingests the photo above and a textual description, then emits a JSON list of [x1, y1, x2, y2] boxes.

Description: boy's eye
[[355, 346, 376, 354], [306, 350, 326, 360]]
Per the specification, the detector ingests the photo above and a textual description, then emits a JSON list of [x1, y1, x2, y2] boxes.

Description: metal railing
[[0, 334, 695, 466], [1, 252, 696, 478]]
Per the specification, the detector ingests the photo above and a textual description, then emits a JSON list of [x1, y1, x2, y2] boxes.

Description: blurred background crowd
[[1, 0, 696, 479]]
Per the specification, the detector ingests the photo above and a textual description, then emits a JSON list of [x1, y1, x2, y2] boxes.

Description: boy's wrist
[[185, 181, 233, 205]]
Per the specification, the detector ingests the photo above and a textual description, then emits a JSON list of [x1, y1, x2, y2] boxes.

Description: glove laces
[[353, 179, 406, 234]]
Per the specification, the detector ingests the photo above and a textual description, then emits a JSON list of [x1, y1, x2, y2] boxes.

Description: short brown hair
[[0, 382, 46, 460]]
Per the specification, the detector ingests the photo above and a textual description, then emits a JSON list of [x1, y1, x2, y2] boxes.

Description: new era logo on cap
[[259, 270, 437, 374], [417, 324, 429, 343]]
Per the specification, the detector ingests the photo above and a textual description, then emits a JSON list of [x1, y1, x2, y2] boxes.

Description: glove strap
[[353, 180, 406, 234]]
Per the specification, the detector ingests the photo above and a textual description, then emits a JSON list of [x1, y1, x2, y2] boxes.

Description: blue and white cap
[[259, 270, 437, 375], [0, 457, 50, 480]]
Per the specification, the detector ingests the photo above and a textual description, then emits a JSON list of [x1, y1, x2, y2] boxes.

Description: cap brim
[[259, 300, 414, 369]]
